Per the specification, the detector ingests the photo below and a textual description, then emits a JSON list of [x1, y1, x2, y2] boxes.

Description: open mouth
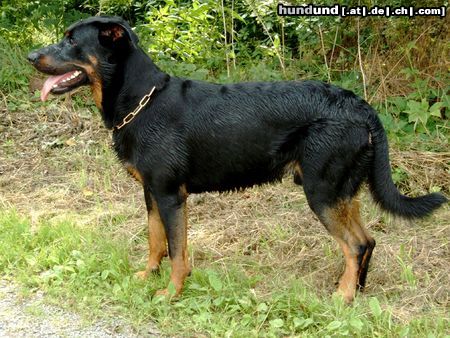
[[41, 69, 88, 101]]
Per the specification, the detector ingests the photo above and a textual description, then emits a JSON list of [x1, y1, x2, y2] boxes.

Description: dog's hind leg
[[319, 199, 375, 302], [304, 188, 375, 302], [301, 124, 375, 302]]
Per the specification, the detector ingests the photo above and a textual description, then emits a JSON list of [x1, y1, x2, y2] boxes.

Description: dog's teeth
[[52, 84, 58, 88]]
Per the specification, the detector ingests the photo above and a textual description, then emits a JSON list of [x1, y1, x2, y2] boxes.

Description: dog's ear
[[67, 16, 139, 49], [66, 16, 139, 50], [98, 22, 138, 49]]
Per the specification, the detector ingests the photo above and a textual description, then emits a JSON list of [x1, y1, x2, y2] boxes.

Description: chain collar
[[114, 86, 156, 130]]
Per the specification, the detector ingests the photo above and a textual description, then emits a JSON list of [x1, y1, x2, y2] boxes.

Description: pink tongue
[[41, 71, 77, 101]]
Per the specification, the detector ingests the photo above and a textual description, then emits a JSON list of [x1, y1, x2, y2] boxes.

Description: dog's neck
[[99, 48, 169, 129]]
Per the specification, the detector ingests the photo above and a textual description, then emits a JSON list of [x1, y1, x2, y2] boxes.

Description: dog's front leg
[[135, 188, 168, 279], [153, 186, 191, 296]]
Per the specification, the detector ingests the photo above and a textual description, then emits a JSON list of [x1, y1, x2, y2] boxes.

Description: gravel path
[[0, 280, 159, 337]]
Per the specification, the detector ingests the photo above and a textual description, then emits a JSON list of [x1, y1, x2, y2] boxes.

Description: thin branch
[[357, 17, 367, 100], [221, 0, 230, 77], [318, 26, 330, 82], [329, 26, 339, 80], [231, 0, 236, 69]]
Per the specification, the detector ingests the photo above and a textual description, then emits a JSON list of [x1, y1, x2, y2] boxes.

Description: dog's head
[[28, 16, 138, 103]]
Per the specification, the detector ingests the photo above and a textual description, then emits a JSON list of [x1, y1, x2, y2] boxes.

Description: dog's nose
[[27, 51, 40, 64]]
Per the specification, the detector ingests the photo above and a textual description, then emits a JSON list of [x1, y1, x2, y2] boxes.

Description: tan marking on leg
[[135, 197, 167, 279], [346, 199, 370, 244], [157, 240, 190, 296], [156, 186, 191, 296], [125, 163, 143, 184], [335, 238, 358, 303], [323, 199, 364, 303]]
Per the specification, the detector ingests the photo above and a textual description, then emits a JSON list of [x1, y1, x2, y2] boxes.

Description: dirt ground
[[0, 279, 153, 337], [0, 96, 449, 327]]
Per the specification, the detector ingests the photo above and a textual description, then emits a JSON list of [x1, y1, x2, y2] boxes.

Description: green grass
[[0, 210, 447, 337], [0, 37, 32, 93]]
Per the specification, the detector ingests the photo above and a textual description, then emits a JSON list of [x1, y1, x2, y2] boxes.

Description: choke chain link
[[115, 86, 156, 130]]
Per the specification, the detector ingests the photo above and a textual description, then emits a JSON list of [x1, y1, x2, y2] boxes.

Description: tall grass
[[0, 37, 32, 93]]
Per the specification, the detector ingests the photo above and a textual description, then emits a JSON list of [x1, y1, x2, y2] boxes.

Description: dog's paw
[[134, 264, 160, 280], [134, 270, 149, 280], [155, 288, 169, 297], [334, 289, 355, 304], [155, 281, 183, 298]]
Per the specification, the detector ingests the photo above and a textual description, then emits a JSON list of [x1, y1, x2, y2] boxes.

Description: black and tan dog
[[28, 16, 447, 302]]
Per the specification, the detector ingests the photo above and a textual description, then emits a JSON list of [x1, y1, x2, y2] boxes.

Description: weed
[[397, 245, 417, 289]]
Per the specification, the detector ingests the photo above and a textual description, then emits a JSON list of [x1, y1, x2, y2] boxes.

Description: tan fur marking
[[294, 162, 302, 178], [323, 198, 372, 303], [73, 60, 102, 109], [335, 238, 358, 303], [125, 164, 143, 184], [37, 55, 55, 69], [135, 198, 168, 279], [88, 55, 98, 66], [91, 81, 102, 109], [156, 185, 191, 296]]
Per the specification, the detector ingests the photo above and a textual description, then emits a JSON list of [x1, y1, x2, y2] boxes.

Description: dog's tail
[[366, 113, 447, 218]]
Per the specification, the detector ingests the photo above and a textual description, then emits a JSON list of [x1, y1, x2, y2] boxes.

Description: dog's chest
[[112, 130, 138, 164]]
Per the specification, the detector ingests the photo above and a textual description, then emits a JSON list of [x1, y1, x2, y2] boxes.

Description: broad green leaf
[[269, 318, 284, 328], [369, 297, 382, 317], [429, 102, 443, 117], [326, 320, 342, 331], [257, 302, 268, 312], [208, 272, 223, 292]]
